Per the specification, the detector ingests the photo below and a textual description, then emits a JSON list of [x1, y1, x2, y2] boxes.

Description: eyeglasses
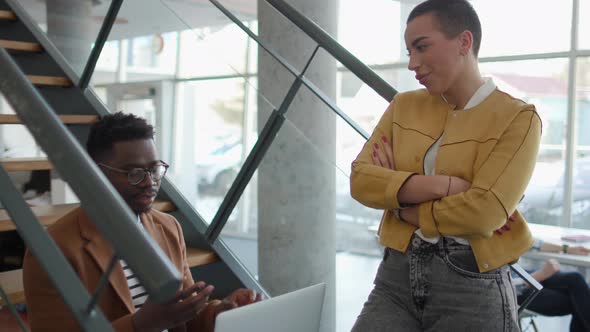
[[98, 161, 169, 185]]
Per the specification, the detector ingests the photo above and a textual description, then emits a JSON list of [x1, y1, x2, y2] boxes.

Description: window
[[574, 57, 590, 229], [473, 0, 573, 57], [579, 0, 590, 50], [481, 59, 569, 226]]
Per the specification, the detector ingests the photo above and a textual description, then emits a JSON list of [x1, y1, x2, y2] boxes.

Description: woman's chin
[[424, 85, 441, 95]]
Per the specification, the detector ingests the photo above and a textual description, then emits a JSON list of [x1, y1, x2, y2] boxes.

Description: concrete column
[[257, 1, 338, 331], [46, 0, 94, 73]]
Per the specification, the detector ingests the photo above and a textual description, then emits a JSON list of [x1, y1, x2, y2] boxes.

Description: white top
[[414, 78, 497, 244], [120, 215, 168, 332]]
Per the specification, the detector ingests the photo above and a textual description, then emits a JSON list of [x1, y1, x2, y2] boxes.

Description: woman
[[350, 0, 542, 331]]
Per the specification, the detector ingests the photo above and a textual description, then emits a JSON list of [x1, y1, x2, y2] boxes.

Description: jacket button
[[439, 170, 447, 175], [483, 263, 489, 269]]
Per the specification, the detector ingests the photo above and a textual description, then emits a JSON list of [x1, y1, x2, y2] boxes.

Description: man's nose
[[137, 171, 156, 187]]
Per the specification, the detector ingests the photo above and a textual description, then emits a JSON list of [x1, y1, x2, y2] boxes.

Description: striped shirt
[[120, 216, 168, 331], [120, 258, 148, 309]]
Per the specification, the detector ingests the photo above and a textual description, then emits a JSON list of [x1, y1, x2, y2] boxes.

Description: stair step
[[0, 203, 78, 232], [27, 75, 72, 87], [0, 10, 16, 21], [152, 200, 176, 213], [0, 201, 177, 232], [0, 40, 42, 52], [0, 269, 23, 306], [0, 157, 52, 171], [0, 246, 216, 305], [186, 247, 219, 267], [0, 114, 98, 124]]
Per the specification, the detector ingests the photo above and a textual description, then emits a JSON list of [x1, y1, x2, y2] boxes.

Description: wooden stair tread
[[0, 203, 79, 232], [0, 114, 98, 124], [0, 10, 16, 21], [0, 201, 176, 232], [152, 200, 176, 213], [0, 269, 24, 306], [187, 247, 218, 267], [0, 157, 52, 171], [0, 40, 42, 52], [27, 75, 72, 87]]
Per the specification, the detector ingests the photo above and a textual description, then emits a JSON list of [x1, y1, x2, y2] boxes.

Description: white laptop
[[214, 283, 326, 332]]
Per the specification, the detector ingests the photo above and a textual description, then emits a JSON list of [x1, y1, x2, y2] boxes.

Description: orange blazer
[[23, 207, 201, 332]]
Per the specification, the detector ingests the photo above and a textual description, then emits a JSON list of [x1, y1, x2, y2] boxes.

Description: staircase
[[0, 1, 259, 330]]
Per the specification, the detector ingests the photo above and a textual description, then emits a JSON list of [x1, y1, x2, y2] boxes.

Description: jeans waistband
[[408, 234, 471, 255]]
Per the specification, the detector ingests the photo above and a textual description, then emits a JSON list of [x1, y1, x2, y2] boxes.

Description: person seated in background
[[516, 239, 590, 332], [23, 112, 261, 332]]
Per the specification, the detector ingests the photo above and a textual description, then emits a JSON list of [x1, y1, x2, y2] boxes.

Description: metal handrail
[[0, 47, 181, 304]]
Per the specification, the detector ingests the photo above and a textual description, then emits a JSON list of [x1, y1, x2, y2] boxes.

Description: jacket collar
[[77, 207, 171, 313]]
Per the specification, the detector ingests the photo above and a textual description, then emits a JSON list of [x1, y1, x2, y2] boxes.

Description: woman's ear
[[458, 30, 474, 56]]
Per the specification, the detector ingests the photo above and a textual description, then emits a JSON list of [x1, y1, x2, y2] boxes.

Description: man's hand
[[132, 281, 214, 332], [226, 288, 263, 307], [567, 246, 590, 255], [197, 289, 263, 332], [371, 136, 394, 170], [197, 299, 238, 332], [534, 259, 560, 282]]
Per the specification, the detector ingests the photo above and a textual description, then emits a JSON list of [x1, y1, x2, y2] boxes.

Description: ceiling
[[19, 0, 257, 40]]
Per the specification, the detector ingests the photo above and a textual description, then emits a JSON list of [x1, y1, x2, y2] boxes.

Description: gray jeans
[[351, 236, 519, 332]]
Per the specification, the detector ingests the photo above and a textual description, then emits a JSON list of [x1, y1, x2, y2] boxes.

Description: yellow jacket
[[351, 88, 542, 272]]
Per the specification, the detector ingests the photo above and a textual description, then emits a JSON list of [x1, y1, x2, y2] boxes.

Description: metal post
[[563, 0, 580, 227], [79, 0, 124, 89], [85, 255, 118, 315], [0, 285, 29, 332]]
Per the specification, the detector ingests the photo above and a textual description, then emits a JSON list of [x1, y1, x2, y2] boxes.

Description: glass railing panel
[[14, 0, 114, 75], [91, 0, 182, 85], [218, 80, 386, 331], [166, 76, 272, 224], [574, 56, 590, 229], [334, 61, 422, 135], [480, 58, 570, 227], [87, 0, 311, 224]]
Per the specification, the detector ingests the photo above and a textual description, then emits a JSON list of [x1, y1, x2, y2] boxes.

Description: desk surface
[[524, 223, 590, 267]]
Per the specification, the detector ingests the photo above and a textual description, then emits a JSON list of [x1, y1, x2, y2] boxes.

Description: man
[[23, 112, 259, 331], [515, 240, 590, 332]]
